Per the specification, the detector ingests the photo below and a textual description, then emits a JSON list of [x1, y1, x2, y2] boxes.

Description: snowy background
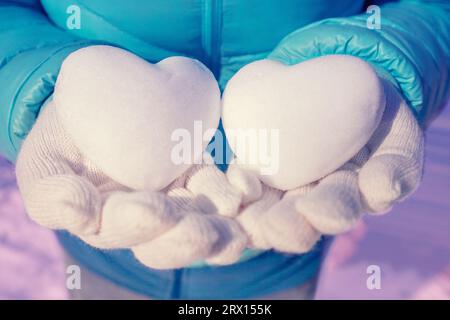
[[0, 103, 449, 300]]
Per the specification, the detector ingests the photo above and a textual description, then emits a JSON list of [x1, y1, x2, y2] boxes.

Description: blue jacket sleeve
[[269, 0, 450, 126], [0, 1, 97, 162]]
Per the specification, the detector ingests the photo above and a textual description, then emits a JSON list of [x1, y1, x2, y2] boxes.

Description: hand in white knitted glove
[[16, 100, 247, 269], [224, 79, 424, 254]]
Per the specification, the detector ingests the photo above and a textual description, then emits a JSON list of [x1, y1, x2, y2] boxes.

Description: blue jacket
[[0, 0, 448, 299]]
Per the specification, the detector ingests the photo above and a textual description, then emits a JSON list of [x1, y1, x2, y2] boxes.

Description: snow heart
[[54, 45, 221, 191], [222, 55, 386, 190]]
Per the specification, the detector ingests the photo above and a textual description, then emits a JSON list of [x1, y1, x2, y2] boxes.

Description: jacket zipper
[[202, 0, 222, 79]]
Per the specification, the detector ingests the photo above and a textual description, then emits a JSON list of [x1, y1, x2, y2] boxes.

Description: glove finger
[[166, 187, 202, 212], [185, 163, 242, 217], [359, 153, 424, 213], [261, 195, 321, 253], [20, 174, 102, 235], [360, 82, 424, 213], [205, 216, 248, 265], [295, 170, 362, 234], [237, 186, 283, 249], [131, 213, 221, 269], [226, 160, 263, 206], [80, 191, 182, 248]]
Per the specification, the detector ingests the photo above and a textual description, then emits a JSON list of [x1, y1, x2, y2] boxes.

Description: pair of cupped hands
[[16, 46, 424, 269]]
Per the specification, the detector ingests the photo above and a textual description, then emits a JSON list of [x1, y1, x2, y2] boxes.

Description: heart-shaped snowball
[[54, 45, 220, 191], [222, 55, 385, 190]]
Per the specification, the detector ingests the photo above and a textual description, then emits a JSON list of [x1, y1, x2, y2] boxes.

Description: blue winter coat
[[0, 0, 448, 299]]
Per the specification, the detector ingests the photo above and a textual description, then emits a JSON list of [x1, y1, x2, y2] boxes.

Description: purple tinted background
[[0, 104, 449, 300]]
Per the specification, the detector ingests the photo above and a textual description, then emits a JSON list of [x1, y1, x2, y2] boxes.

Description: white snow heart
[[54, 45, 221, 191], [222, 55, 386, 190]]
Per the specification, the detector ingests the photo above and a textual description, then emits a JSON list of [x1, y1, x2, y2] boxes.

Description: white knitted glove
[[225, 79, 424, 253], [16, 100, 247, 269]]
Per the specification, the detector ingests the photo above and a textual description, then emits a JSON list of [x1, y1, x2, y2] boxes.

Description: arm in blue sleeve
[[0, 1, 97, 162], [269, 0, 450, 126]]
